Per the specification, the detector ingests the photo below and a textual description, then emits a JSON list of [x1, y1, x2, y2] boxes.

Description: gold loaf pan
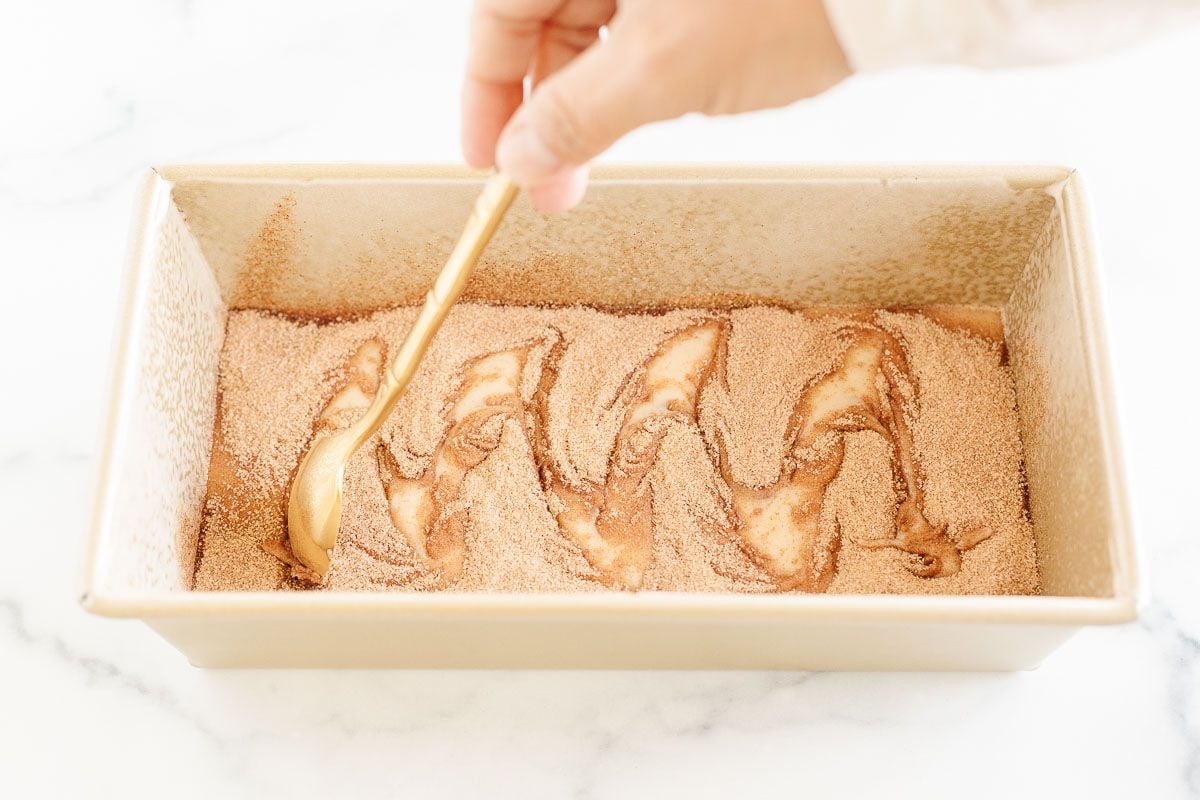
[[81, 164, 1139, 670]]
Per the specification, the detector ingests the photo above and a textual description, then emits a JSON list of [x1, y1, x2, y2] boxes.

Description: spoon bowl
[[286, 431, 353, 577], [284, 174, 518, 579]]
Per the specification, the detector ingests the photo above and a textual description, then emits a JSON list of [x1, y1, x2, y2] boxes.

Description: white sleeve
[[822, 0, 1200, 71]]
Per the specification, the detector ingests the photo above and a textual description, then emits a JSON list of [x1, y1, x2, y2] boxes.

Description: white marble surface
[[2, 1, 1199, 797]]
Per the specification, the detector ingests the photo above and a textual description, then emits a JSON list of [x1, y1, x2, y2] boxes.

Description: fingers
[[466, 0, 851, 212], [530, 2, 609, 84], [461, 0, 561, 168], [521, 6, 610, 211], [461, 79, 524, 169], [462, 0, 612, 171], [496, 19, 686, 201], [527, 163, 590, 213]]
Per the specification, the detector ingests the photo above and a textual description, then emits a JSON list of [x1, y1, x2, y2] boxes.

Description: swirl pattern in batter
[[193, 303, 1037, 595]]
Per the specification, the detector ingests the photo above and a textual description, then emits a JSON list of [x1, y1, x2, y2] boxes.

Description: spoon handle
[[349, 173, 519, 450]]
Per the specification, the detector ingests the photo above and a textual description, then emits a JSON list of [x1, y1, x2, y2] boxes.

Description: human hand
[[462, 0, 851, 212]]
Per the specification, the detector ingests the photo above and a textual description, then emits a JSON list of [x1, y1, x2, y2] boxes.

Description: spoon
[[286, 173, 519, 579]]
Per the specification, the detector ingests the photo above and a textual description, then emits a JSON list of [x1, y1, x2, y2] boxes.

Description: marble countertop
[[2, 1, 1198, 797]]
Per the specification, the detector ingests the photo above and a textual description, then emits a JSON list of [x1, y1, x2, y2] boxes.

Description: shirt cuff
[[822, 0, 989, 71]]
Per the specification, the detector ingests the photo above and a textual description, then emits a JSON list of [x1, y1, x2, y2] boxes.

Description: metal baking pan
[[81, 164, 1139, 669]]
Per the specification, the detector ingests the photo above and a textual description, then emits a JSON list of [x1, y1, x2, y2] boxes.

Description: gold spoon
[[286, 173, 519, 579]]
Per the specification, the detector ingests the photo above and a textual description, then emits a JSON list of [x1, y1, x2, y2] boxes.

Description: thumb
[[496, 32, 685, 208]]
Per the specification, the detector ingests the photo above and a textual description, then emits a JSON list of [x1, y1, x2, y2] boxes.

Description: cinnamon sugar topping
[[193, 303, 1038, 595]]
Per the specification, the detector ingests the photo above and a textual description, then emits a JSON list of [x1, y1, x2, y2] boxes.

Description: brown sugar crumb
[[192, 303, 1038, 595]]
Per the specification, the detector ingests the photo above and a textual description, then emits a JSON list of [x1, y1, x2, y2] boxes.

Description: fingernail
[[529, 165, 589, 213], [496, 113, 563, 185]]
